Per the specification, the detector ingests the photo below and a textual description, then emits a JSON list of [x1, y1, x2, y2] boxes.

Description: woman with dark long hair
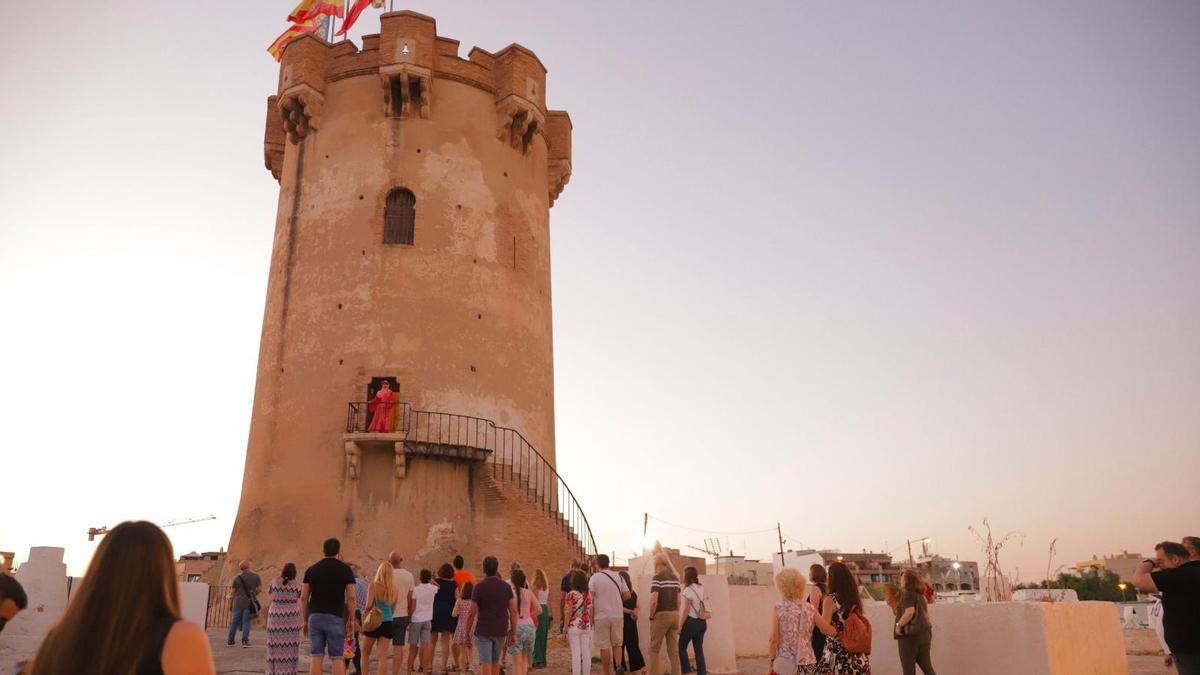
[[433, 563, 459, 672], [266, 562, 303, 674], [29, 520, 215, 675], [894, 570, 936, 675], [678, 566, 709, 675], [818, 562, 870, 674], [618, 570, 646, 674], [807, 564, 829, 664]]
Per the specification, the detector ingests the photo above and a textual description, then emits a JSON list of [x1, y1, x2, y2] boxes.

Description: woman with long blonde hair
[[361, 561, 399, 675], [531, 569, 551, 668], [29, 520, 215, 675]]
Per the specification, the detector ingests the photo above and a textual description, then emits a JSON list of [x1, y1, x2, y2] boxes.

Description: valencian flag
[[335, 0, 375, 37], [268, 19, 317, 61], [288, 0, 345, 23]]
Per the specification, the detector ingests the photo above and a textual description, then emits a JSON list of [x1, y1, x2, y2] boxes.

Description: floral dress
[[266, 577, 303, 674], [777, 599, 820, 674], [564, 590, 593, 630], [817, 595, 870, 675], [453, 598, 474, 645]]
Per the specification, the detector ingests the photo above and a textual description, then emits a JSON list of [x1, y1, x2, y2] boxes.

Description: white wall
[[0, 549, 216, 675], [179, 582, 210, 628], [721, 583, 1129, 675], [0, 547, 69, 673]]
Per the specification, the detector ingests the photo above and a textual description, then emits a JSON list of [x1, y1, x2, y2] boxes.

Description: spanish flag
[[335, 0, 373, 37], [268, 20, 317, 61], [288, 0, 345, 24]]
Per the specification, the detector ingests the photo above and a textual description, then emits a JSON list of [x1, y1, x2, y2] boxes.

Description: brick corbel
[[495, 95, 545, 154], [379, 63, 432, 119], [278, 84, 325, 142]]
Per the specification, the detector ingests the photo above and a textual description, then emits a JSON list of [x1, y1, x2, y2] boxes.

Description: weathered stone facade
[[225, 10, 582, 585]]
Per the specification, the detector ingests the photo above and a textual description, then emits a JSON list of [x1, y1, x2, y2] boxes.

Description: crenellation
[[267, 8, 570, 197], [278, 34, 330, 97]]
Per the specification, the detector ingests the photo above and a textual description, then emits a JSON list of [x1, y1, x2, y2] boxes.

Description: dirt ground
[[209, 626, 1172, 674]]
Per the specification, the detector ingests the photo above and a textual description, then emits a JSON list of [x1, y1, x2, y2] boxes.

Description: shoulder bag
[[688, 586, 712, 620], [362, 588, 384, 633]]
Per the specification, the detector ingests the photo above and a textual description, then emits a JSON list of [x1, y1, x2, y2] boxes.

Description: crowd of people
[[2, 522, 1197, 675]]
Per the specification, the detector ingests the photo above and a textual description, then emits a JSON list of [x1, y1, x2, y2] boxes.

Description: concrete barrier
[[719, 581, 1129, 675]]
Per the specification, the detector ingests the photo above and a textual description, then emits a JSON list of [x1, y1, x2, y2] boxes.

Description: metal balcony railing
[[347, 401, 597, 559]]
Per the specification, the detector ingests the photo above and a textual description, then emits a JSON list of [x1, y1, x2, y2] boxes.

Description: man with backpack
[[227, 559, 262, 647]]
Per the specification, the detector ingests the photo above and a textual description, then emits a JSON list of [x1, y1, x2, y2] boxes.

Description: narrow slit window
[[384, 188, 415, 245]]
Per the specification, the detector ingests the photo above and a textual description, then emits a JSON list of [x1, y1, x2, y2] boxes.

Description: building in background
[[1075, 551, 1143, 582], [627, 547, 707, 578], [176, 550, 227, 583], [712, 555, 774, 586], [819, 550, 903, 587], [916, 554, 979, 593]]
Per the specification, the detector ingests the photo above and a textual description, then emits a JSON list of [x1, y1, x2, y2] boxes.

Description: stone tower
[[226, 11, 588, 581]]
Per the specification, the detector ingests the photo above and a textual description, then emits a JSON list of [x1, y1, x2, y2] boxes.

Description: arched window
[[384, 188, 415, 245]]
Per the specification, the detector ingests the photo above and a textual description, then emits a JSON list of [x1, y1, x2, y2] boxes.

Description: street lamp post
[[906, 537, 931, 567], [1118, 582, 1128, 602]]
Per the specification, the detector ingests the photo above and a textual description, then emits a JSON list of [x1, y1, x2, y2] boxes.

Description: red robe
[[367, 388, 395, 432]]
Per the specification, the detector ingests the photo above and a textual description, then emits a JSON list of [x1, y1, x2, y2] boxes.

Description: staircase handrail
[[346, 400, 597, 558]]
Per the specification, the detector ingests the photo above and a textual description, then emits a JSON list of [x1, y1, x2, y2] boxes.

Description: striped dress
[[266, 577, 303, 674]]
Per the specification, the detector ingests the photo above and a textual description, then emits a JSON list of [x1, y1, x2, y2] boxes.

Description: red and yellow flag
[[288, 0, 345, 24], [335, 0, 373, 37], [268, 20, 318, 61]]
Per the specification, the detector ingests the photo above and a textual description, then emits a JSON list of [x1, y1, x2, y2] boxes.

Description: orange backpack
[[841, 606, 873, 654]]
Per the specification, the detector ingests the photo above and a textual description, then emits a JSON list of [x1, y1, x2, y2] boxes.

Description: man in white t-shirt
[[389, 550, 415, 675], [588, 554, 631, 675], [408, 569, 439, 675]]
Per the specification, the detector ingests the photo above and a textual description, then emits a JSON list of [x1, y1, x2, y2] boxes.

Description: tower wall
[[228, 11, 574, 576]]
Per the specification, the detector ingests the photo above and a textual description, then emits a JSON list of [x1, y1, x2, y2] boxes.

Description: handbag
[[688, 586, 713, 620], [362, 604, 384, 633]]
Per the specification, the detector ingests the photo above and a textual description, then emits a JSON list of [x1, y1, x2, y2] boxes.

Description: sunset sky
[[1, 1, 1197, 579]]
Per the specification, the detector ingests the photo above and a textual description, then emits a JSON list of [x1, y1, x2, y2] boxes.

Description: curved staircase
[[346, 401, 597, 559]]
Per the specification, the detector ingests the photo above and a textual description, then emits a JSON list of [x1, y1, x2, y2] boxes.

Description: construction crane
[[87, 515, 216, 541]]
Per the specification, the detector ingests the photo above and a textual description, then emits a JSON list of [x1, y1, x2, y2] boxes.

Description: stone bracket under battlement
[[278, 84, 325, 142], [495, 94, 544, 154], [343, 433, 491, 481], [379, 63, 432, 119]]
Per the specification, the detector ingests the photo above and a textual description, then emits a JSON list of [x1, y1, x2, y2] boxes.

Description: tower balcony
[[344, 401, 494, 478]]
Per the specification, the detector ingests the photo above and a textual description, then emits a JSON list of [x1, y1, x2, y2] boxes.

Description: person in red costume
[[368, 381, 396, 432]]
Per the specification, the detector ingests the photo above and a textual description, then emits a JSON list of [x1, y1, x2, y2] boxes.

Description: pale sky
[[1, 1, 1198, 580]]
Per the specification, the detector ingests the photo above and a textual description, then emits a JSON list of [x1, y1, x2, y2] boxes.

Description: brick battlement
[[266, 10, 571, 203]]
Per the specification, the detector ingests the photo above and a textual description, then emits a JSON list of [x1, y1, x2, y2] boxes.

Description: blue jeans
[[227, 607, 252, 645], [476, 635, 506, 664], [309, 612, 346, 658], [679, 617, 707, 675]]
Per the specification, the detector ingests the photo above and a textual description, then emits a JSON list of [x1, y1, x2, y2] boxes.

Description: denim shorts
[[408, 619, 433, 646], [476, 635, 506, 664], [308, 612, 346, 658], [507, 624, 536, 656], [392, 616, 411, 645]]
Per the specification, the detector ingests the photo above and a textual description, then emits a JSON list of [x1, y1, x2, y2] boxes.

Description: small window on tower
[[384, 188, 416, 245]]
